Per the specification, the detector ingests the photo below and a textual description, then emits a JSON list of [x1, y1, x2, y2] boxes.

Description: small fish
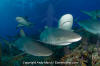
[[40, 28, 81, 46], [58, 14, 73, 31], [16, 16, 33, 28]]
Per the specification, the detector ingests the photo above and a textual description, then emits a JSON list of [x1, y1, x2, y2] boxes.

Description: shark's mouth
[[60, 21, 71, 26], [54, 42, 71, 46]]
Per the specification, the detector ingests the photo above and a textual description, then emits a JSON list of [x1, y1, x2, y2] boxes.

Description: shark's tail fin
[[0, 36, 9, 44]]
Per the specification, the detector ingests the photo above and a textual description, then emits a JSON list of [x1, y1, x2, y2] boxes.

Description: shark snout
[[68, 35, 82, 43]]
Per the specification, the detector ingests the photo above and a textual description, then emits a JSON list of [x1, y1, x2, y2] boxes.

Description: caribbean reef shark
[[78, 19, 100, 35], [16, 16, 33, 28], [40, 28, 81, 46], [1, 29, 53, 56]]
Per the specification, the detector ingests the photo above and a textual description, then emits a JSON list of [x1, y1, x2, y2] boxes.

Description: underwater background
[[0, 0, 100, 38], [0, 0, 100, 66]]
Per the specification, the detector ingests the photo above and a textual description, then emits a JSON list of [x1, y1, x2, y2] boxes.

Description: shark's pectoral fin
[[16, 24, 24, 29]]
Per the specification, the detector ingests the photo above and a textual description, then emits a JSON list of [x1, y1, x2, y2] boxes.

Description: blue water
[[0, 0, 100, 38]]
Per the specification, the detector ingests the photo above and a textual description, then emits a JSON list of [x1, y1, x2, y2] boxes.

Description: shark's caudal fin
[[0, 36, 15, 48], [0, 36, 9, 45]]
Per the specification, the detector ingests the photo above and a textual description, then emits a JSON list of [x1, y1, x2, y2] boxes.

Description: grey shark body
[[40, 28, 81, 46], [16, 17, 33, 28], [14, 37, 53, 56], [78, 19, 100, 34], [1, 29, 53, 56]]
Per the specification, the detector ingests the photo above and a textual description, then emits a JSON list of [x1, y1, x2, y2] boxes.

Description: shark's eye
[[60, 21, 71, 26], [63, 21, 71, 24]]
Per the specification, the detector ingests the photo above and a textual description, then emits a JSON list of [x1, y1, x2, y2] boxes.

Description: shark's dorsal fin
[[20, 29, 26, 37], [81, 10, 97, 19]]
